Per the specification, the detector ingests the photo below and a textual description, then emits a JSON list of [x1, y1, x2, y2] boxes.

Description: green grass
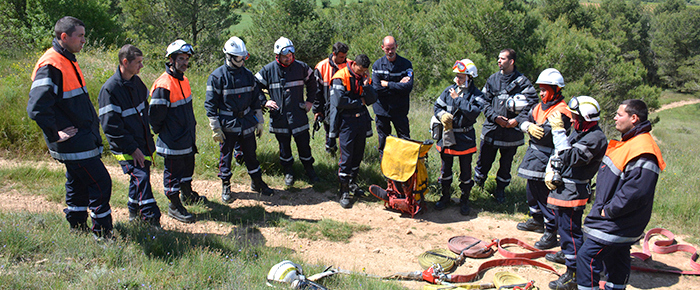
[[278, 218, 371, 241], [657, 90, 700, 106]]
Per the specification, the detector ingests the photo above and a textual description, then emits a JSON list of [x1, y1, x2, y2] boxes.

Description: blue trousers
[[120, 160, 161, 220], [163, 155, 195, 197], [219, 132, 262, 181], [526, 180, 557, 231], [275, 131, 314, 170], [338, 115, 368, 183], [555, 208, 583, 269], [63, 157, 112, 233], [376, 114, 410, 154], [473, 141, 517, 189], [440, 152, 473, 185], [576, 238, 631, 290]]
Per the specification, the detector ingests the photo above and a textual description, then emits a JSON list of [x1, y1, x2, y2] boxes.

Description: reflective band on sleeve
[[255, 72, 267, 85], [150, 99, 169, 106], [31, 77, 59, 95], [223, 86, 254, 95], [170, 95, 192, 107], [99, 104, 122, 116], [63, 86, 87, 99]]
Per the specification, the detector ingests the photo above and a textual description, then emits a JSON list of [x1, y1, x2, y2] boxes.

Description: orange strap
[[630, 228, 700, 275]]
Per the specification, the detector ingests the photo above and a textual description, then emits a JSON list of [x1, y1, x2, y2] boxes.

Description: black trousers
[[64, 157, 113, 233], [163, 155, 195, 197], [275, 131, 314, 169], [120, 160, 161, 220], [219, 132, 262, 181], [474, 141, 517, 189], [338, 115, 368, 183], [375, 114, 410, 154]]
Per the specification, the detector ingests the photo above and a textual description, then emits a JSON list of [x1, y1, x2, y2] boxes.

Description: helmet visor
[[177, 43, 194, 55], [567, 96, 580, 114], [279, 46, 295, 55], [452, 61, 467, 73]]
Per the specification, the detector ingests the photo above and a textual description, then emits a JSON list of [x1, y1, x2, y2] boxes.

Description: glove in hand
[[440, 113, 454, 130], [255, 123, 264, 138], [212, 128, 225, 143], [527, 123, 544, 139], [548, 111, 565, 131], [545, 171, 558, 190]]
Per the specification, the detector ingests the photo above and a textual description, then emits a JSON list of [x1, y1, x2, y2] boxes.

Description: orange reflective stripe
[[606, 132, 665, 172], [547, 197, 588, 207], [32, 48, 86, 93], [150, 72, 191, 103], [331, 62, 364, 95], [532, 101, 572, 124], [435, 145, 477, 156]]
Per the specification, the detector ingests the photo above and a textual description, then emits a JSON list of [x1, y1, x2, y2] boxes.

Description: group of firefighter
[[27, 16, 664, 290]]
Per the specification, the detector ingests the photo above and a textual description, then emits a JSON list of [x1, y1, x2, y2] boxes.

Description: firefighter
[[149, 39, 205, 224], [543, 96, 608, 290], [255, 37, 319, 186], [98, 44, 161, 228], [516, 68, 572, 250], [433, 59, 483, 216], [576, 100, 665, 290], [329, 54, 377, 209], [473, 49, 538, 203], [372, 36, 414, 156], [313, 42, 350, 155], [205, 36, 274, 203], [27, 16, 113, 238]]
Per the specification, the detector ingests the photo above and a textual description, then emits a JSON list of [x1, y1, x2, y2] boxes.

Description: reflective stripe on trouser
[[576, 238, 630, 290], [219, 132, 261, 181], [120, 160, 161, 220], [338, 115, 367, 183], [274, 130, 314, 169], [526, 180, 556, 231], [375, 114, 410, 153], [474, 140, 517, 189], [63, 157, 113, 232], [555, 207, 583, 269], [440, 152, 474, 186], [163, 155, 195, 197]]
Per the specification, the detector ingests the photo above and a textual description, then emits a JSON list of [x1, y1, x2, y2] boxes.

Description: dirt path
[[654, 98, 700, 113], [1, 158, 698, 289]]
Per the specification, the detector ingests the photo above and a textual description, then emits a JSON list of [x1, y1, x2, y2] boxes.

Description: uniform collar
[[621, 120, 652, 141], [52, 38, 77, 62], [165, 63, 184, 80]]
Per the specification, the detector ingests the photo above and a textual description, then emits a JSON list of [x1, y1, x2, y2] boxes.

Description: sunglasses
[[279, 46, 295, 55]]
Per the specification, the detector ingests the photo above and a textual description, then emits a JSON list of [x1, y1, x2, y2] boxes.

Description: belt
[[452, 127, 474, 133], [341, 110, 367, 118]]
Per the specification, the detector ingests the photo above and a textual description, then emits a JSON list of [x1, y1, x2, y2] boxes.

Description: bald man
[[371, 36, 414, 156]]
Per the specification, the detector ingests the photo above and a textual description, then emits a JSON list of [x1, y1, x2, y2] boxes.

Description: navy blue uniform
[[99, 67, 161, 221], [371, 54, 413, 154]]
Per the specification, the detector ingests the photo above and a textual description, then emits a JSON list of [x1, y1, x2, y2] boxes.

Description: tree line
[[2, 0, 699, 128]]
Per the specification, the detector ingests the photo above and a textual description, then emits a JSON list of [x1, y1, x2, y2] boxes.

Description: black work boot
[[168, 194, 195, 223], [221, 180, 235, 204], [473, 173, 486, 188], [304, 164, 320, 184], [494, 187, 506, 204], [549, 267, 577, 290], [535, 230, 559, 250], [546, 250, 566, 264], [349, 178, 364, 196], [459, 182, 472, 216], [284, 166, 295, 186], [251, 176, 274, 196], [517, 218, 545, 233], [435, 181, 452, 210], [339, 182, 353, 209], [128, 208, 140, 222], [181, 182, 208, 205]]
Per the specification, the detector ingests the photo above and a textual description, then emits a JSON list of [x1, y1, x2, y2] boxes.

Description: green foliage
[[651, 7, 700, 92], [278, 219, 371, 242]]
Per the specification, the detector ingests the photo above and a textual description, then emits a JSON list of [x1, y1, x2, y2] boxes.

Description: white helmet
[[535, 68, 565, 88], [506, 94, 528, 114], [452, 59, 478, 78], [166, 39, 194, 58], [267, 260, 303, 284], [273, 37, 295, 55], [568, 95, 600, 122], [223, 36, 248, 57]]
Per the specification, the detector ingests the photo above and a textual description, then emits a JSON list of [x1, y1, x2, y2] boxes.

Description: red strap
[[442, 258, 559, 283], [630, 228, 700, 275], [495, 238, 558, 259]]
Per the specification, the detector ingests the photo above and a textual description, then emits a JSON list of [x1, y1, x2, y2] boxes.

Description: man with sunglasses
[[149, 39, 204, 224], [255, 37, 319, 186], [474, 48, 538, 204], [542, 96, 607, 290], [28, 16, 114, 239], [206, 36, 274, 203], [372, 36, 414, 157]]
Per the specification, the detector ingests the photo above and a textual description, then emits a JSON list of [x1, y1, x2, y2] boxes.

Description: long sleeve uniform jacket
[[205, 64, 262, 137], [328, 63, 377, 139], [371, 54, 413, 117], [433, 83, 483, 155]]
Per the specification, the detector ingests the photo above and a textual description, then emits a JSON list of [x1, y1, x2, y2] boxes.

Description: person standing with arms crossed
[[372, 36, 413, 156], [28, 16, 113, 239]]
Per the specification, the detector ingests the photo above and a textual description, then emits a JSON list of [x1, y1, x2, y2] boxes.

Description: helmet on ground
[[223, 36, 249, 58], [166, 39, 194, 58], [274, 37, 295, 55], [568, 95, 600, 121], [506, 94, 528, 114], [452, 59, 478, 78], [535, 68, 565, 88], [267, 260, 303, 283]]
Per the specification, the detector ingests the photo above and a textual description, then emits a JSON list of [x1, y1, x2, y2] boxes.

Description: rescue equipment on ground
[[266, 260, 328, 289], [369, 136, 433, 217], [448, 236, 495, 259]]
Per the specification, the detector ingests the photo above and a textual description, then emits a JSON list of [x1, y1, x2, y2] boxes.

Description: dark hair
[[332, 42, 349, 54], [118, 44, 143, 64], [621, 99, 648, 122], [500, 48, 516, 62], [355, 54, 371, 68], [54, 16, 85, 39]]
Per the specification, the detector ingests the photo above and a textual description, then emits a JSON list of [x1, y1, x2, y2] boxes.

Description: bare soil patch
[[1, 158, 698, 289]]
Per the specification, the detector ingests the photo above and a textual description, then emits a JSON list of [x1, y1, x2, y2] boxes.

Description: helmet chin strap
[[226, 54, 245, 68]]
